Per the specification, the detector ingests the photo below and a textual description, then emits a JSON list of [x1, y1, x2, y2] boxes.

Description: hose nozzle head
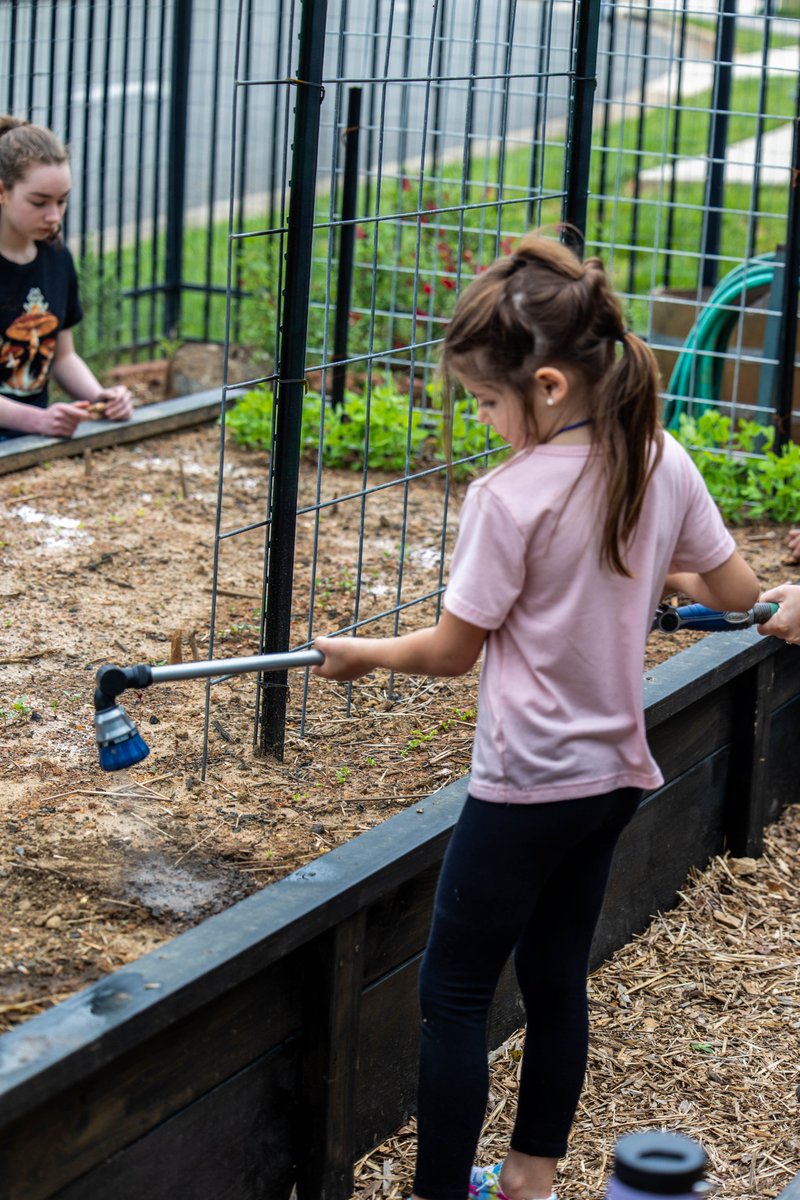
[[94, 703, 150, 771]]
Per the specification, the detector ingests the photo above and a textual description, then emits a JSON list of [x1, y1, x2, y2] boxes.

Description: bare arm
[[313, 608, 488, 682], [52, 330, 133, 420], [0, 393, 89, 437], [664, 548, 759, 612]]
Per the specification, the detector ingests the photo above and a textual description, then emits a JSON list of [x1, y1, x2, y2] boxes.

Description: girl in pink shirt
[[313, 235, 758, 1200]]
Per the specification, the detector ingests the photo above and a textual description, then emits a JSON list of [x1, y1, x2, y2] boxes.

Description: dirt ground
[[0, 413, 798, 1037]]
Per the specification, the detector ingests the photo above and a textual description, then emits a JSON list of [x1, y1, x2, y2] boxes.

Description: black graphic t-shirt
[[0, 240, 83, 436]]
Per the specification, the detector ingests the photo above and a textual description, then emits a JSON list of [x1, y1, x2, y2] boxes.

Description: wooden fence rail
[[0, 631, 798, 1200]]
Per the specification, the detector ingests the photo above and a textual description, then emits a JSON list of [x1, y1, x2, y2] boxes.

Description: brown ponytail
[[442, 233, 663, 576]]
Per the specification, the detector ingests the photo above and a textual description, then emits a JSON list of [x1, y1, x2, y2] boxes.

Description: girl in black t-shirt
[[0, 116, 133, 440]]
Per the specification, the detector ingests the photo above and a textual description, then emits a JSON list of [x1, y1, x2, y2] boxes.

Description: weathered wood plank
[[647, 685, 733, 784], [297, 912, 367, 1200], [765, 694, 800, 825], [644, 629, 774, 729], [50, 1046, 298, 1200], [769, 644, 800, 709], [724, 657, 775, 857], [362, 863, 441, 984], [590, 749, 729, 966], [0, 960, 302, 1199]]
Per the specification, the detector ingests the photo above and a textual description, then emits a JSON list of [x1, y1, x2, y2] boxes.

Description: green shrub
[[226, 376, 505, 478], [671, 410, 800, 525]]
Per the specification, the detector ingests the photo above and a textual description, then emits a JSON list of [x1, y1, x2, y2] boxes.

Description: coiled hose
[[662, 251, 782, 431]]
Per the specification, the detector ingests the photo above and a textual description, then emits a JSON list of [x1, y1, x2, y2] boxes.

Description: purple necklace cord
[[550, 417, 593, 439]]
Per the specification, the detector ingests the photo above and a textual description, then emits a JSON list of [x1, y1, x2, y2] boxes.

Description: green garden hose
[[661, 251, 786, 430]]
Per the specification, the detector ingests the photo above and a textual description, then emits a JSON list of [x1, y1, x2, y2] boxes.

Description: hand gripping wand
[[652, 601, 779, 633], [93, 649, 325, 772]]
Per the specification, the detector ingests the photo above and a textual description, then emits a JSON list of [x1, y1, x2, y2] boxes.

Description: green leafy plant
[[671, 412, 800, 525], [226, 376, 505, 478]]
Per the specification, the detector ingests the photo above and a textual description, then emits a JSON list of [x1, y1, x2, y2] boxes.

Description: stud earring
[[546, 396, 555, 407]]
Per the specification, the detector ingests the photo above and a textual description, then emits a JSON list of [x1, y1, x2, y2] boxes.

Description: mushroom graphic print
[[0, 287, 59, 396]]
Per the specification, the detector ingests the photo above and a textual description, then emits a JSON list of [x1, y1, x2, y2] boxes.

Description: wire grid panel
[[204, 0, 579, 759], [588, 0, 800, 441]]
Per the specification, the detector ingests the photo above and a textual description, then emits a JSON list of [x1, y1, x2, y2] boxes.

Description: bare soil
[[0, 415, 797, 1036]]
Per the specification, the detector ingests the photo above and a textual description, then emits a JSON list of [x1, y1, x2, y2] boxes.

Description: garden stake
[[93, 649, 324, 772]]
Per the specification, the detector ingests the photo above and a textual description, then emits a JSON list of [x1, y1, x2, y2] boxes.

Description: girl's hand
[[786, 529, 800, 564], [36, 402, 90, 438], [94, 385, 134, 421], [312, 635, 377, 682]]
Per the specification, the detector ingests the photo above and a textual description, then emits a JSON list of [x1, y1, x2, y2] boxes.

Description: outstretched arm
[[313, 608, 488, 682], [0, 393, 89, 437], [664, 549, 759, 612]]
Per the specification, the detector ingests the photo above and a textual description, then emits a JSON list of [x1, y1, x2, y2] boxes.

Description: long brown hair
[[0, 116, 69, 243], [441, 232, 663, 576]]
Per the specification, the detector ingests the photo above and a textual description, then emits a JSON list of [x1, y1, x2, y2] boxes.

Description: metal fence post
[[563, 0, 602, 255], [701, 0, 736, 291], [331, 87, 362, 412], [165, 0, 194, 340], [258, 0, 330, 759], [774, 115, 800, 453]]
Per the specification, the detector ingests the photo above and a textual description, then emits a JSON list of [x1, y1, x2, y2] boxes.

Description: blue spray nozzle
[[94, 700, 150, 772]]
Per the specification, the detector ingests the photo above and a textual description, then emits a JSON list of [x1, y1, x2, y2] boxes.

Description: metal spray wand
[[93, 649, 324, 772]]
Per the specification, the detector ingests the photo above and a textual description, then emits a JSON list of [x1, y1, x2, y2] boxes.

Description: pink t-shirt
[[443, 432, 735, 804]]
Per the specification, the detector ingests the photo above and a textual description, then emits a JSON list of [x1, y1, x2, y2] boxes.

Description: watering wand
[[93, 649, 325, 772], [652, 601, 779, 633]]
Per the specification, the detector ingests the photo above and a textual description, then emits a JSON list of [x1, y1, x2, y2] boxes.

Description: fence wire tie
[[286, 76, 325, 101], [277, 376, 310, 395]]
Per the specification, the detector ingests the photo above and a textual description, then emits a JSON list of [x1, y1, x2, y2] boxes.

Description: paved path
[[640, 46, 799, 187]]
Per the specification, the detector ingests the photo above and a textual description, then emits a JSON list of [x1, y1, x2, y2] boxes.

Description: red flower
[[442, 279, 455, 290], [355, 225, 367, 240], [402, 176, 411, 192], [423, 282, 433, 295]]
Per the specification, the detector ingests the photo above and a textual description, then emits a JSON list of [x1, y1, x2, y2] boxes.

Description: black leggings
[[413, 788, 641, 1200]]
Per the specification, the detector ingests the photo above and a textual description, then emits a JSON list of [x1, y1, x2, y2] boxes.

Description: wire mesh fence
[[203, 0, 596, 763], [588, 0, 800, 443], [199, 0, 799, 765]]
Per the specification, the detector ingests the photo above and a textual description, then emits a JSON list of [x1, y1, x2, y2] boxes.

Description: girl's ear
[[533, 366, 570, 406]]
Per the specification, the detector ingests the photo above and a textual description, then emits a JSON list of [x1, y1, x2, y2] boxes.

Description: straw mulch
[[352, 802, 800, 1200]]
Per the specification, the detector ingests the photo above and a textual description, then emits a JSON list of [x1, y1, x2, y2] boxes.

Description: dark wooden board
[[647, 685, 733, 784], [0, 959, 302, 1198], [50, 1045, 298, 1200], [590, 749, 729, 967]]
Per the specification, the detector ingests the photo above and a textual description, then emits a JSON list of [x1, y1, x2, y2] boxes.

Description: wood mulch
[[352, 800, 800, 1200]]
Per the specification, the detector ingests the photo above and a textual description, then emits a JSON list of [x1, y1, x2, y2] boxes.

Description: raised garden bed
[[1, 626, 798, 1200]]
